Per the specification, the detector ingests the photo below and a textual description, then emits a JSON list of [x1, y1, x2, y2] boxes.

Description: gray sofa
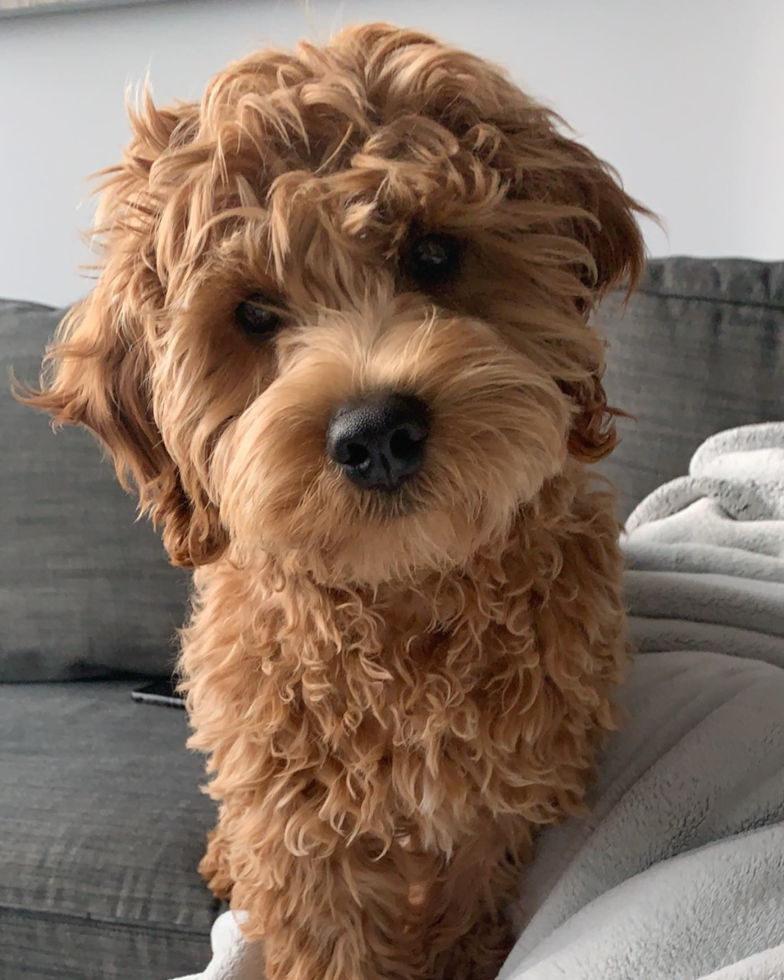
[[1, 257, 782, 979]]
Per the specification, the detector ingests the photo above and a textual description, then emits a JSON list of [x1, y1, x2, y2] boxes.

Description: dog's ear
[[551, 136, 646, 462], [553, 135, 648, 302], [16, 92, 227, 569], [17, 291, 226, 568]]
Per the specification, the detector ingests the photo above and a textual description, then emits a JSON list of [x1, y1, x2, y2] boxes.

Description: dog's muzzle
[[326, 392, 430, 492]]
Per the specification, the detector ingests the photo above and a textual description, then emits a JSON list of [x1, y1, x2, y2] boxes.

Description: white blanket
[[175, 423, 784, 980]]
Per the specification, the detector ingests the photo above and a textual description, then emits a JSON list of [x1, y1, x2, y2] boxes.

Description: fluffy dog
[[21, 23, 646, 980]]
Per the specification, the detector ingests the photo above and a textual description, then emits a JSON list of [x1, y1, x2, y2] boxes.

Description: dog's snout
[[327, 393, 430, 491]]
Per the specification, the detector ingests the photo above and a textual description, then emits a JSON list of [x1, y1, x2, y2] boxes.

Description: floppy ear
[[555, 137, 647, 462], [554, 135, 649, 302], [17, 290, 227, 568], [15, 91, 227, 568]]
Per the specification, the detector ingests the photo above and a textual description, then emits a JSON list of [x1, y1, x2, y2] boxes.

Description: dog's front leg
[[422, 819, 532, 980], [235, 835, 424, 980]]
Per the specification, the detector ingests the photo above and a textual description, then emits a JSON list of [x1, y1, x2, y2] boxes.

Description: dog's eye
[[235, 295, 282, 337], [406, 233, 462, 286]]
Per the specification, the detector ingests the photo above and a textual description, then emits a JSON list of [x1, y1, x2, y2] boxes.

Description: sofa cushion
[[1, 299, 189, 680], [599, 258, 784, 518], [0, 682, 216, 979]]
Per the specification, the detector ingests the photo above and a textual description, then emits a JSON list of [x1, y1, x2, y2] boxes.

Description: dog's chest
[[310, 606, 539, 823]]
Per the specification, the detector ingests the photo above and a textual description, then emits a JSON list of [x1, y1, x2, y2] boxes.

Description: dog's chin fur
[[19, 22, 647, 980]]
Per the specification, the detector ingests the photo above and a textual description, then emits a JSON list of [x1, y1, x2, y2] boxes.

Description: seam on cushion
[[629, 290, 784, 312], [0, 903, 217, 940]]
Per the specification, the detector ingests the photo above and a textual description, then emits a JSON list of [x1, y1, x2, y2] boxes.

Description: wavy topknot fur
[[20, 23, 645, 980]]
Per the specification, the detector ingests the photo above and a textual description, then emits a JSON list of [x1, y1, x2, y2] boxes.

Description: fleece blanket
[[174, 423, 784, 980]]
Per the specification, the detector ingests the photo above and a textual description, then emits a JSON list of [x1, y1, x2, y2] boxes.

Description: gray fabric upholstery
[[0, 682, 216, 978], [1, 299, 189, 681], [599, 257, 784, 518]]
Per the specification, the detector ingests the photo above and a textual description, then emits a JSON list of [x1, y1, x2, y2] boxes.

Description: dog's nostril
[[344, 443, 371, 469], [389, 426, 423, 462], [327, 393, 431, 492]]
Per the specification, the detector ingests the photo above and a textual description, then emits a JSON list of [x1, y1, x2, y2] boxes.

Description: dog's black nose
[[327, 393, 430, 491]]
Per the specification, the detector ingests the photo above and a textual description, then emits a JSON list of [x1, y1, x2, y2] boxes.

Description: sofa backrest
[[600, 257, 784, 518]]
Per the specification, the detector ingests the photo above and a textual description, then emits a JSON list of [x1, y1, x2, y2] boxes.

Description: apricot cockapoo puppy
[[23, 23, 646, 980]]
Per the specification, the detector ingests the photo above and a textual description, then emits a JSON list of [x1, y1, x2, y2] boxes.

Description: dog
[[20, 23, 646, 980]]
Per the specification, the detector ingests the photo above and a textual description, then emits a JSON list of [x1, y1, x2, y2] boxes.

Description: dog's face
[[25, 24, 645, 585]]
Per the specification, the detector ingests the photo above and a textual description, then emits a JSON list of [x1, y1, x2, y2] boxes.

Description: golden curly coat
[[21, 23, 646, 980]]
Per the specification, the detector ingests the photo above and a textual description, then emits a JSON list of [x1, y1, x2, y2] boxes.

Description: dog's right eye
[[235, 295, 283, 338], [405, 233, 462, 287]]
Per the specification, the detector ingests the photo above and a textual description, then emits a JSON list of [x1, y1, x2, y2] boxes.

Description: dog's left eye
[[235, 295, 283, 337], [405, 233, 462, 286]]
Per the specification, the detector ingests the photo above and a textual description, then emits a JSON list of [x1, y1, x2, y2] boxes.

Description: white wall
[[1, 0, 782, 307]]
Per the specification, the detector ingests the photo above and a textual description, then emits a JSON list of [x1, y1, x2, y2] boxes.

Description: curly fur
[[19, 23, 647, 980]]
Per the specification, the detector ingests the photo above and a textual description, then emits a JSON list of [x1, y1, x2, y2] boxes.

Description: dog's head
[[22, 24, 645, 585]]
